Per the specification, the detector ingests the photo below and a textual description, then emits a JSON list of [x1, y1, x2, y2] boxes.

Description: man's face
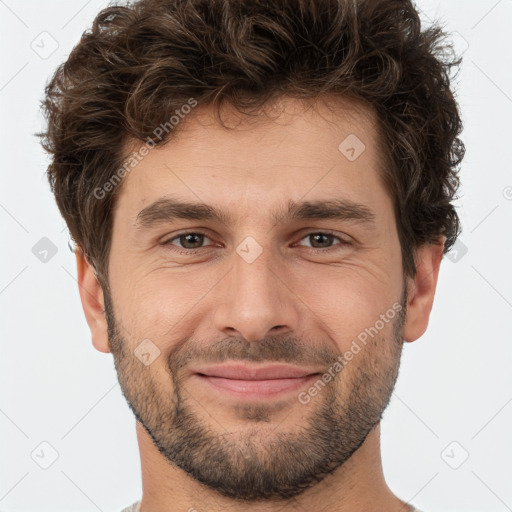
[[104, 96, 407, 500]]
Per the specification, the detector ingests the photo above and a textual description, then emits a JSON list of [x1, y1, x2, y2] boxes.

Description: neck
[[135, 421, 413, 512]]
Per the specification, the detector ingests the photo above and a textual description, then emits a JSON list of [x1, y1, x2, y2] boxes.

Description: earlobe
[[75, 250, 111, 354], [403, 239, 445, 343]]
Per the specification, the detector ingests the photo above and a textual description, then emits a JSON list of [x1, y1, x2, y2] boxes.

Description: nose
[[212, 244, 300, 343]]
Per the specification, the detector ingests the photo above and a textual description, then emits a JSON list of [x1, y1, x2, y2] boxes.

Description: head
[[40, 0, 464, 501]]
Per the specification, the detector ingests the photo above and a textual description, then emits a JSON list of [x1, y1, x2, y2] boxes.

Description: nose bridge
[[212, 237, 299, 342]]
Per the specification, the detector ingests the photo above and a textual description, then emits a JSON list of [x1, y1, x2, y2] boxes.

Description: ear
[[75, 249, 111, 353], [403, 238, 445, 343]]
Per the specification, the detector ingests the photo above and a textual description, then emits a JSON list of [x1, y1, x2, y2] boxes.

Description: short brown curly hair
[[39, 0, 464, 286]]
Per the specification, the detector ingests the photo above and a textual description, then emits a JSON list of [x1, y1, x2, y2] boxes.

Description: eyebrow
[[135, 196, 376, 230]]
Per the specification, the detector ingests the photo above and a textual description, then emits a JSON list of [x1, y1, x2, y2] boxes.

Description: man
[[40, 0, 464, 510]]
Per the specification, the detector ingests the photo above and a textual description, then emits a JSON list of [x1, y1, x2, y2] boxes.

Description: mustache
[[168, 334, 340, 372]]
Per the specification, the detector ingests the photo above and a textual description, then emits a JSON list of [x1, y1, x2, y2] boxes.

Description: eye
[[162, 231, 215, 253], [295, 231, 352, 251]]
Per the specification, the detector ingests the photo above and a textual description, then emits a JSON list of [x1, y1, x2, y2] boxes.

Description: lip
[[191, 363, 322, 399], [192, 363, 321, 380]]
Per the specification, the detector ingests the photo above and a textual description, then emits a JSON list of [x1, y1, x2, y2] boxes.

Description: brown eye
[[163, 231, 214, 253], [296, 232, 350, 251], [176, 233, 206, 249], [308, 233, 335, 248]]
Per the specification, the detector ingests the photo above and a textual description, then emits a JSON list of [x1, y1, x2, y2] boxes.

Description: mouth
[[191, 363, 322, 399]]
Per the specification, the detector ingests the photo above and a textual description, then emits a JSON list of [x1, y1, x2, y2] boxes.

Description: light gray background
[[1, 1, 511, 511]]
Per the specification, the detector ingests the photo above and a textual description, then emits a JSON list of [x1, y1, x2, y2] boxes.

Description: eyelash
[[161, 230, 352, 255]]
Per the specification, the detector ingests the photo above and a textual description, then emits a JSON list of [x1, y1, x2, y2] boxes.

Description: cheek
[[108, 224, 403, 357], [290, 264, 401, 352], [109, 268, 216, 349]]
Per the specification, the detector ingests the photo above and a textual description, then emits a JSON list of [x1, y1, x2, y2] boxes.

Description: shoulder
[[119, 500, 141, 512]]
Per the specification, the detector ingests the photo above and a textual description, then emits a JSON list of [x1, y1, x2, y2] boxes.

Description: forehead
[[114, 95, 391, 224]]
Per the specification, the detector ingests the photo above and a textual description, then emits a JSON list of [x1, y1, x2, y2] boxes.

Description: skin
[[76, 95, 444, 512]]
